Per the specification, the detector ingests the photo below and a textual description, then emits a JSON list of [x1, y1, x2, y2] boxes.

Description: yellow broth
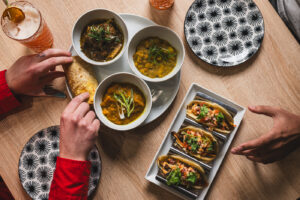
[[80, 19, 123, 62], [133, 37, 177, 78], [101, 83, 146, 125]]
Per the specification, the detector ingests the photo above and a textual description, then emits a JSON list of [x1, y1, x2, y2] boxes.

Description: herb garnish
[[113, 89, 134, 118], [186, 172, 197, 184], [216, 112, 224, 123], [184, 134, 199, 153], [197, 105, 209, 119], [207, 141, 216, 152], [167, 167, 181, 186], [88, 25, 119, 43], [148, 44, 175, 64]]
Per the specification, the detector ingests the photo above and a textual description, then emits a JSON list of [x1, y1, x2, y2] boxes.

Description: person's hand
[[59, 92, 100, 161], [5, 48, 73, 96], [231, 105, 300, 164]]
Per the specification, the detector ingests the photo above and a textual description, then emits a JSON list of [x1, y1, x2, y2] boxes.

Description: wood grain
[[0, 0, 300, 199]]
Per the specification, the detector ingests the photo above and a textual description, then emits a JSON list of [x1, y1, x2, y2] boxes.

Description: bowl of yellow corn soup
[[127, 25, 184, 82]]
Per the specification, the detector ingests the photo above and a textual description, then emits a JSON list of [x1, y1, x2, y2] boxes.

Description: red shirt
[[0, 70, 90, 199]]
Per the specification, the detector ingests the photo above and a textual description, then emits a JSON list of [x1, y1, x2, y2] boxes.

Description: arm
[[49, 93, 100, 200], [49, 157, 90, 199], [0, 70, 21, 114]]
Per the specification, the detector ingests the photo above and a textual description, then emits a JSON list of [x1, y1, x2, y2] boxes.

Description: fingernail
[[231, 148, 237, 153], [248, 106, 256, 110]]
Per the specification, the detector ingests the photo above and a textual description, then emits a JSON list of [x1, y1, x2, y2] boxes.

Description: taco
[[172, 126, 218, 162], [186, 100, 234, 134], [157, 154, 208, 189]]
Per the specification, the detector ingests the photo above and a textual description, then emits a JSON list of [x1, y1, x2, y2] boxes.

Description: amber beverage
[[150, 0, 174, 10], [1, 1, 53, 53]]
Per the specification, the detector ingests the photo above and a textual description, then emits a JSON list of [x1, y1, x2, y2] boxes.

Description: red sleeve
[[0, 70, 21, 114], [49, 157, 91, 200]]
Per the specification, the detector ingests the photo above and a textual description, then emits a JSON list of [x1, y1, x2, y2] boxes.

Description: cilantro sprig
[[216, 112, 224, 123], [167, 167, 181, 186], [197, 105, 209, 119], [184, 133, 200, 153], [186, 172, 197, 184], [207, 141, 216, 152]]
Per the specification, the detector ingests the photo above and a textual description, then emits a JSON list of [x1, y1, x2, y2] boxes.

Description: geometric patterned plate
[[184, 0, 264, 67], [18, 126, 101, 200]]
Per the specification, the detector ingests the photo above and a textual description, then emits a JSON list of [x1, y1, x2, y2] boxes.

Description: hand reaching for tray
[[59, 92, 100, 161], [5, 48, 73, 96], [231, 105, 300, 164]]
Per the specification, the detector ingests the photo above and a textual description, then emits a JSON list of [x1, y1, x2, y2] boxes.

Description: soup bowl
[[72, 9, 128, 66], [127, 25, 185, 82], [94, 72, 152, 131]]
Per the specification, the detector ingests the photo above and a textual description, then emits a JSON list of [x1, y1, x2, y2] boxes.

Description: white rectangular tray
[[145, 83, 246, 200]]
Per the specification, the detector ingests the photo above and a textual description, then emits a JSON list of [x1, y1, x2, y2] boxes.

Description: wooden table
[[0, 0, 299, 199]]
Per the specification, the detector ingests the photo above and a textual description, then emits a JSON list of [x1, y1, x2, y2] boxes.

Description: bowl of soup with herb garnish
[[128, 25, 184, 82], [72, 9, 128, 66], [94, 72, 152, 131]]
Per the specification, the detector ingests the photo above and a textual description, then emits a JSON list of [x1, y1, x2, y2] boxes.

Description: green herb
[[113, 89, 134, 118], [88, 25, 119, 43], [207, 141, 216, 152], [216, 112, 224, 123], [186, 135, 199, 153], [148, 44, 175, 64], [186, 172, 197, 184], [197, 105, 209, 119], [191, 143, 198, 152], [106, 26, 110, 34], [167, 167, 181, 186], [88, 26, 105, 41]]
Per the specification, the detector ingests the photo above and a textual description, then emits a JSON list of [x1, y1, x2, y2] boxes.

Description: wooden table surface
[[0, 0, 300, 199]]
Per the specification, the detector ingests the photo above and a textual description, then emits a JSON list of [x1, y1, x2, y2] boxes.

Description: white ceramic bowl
[[127, 25, 185, 82], [72, 9, 128, 66], [94, 72, 152, 131]]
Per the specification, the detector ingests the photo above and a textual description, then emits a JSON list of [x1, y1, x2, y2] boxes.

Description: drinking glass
[[1, 1, 53, 53]]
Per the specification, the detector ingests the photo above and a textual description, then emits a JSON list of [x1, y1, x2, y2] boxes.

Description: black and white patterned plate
[[184, 0, 264, 67], [18, 126, 101, 200]]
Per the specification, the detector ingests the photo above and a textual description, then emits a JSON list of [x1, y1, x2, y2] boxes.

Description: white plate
[[67, 13, 181, 125], [145, 83, 246, 200]]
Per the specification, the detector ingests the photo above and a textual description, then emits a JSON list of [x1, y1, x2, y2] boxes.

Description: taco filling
[[157, 155, 208, 189], [173, 126, 218, 161], [189, 101, 233, 132]]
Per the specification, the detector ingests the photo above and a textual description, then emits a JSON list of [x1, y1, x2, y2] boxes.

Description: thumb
[[248, 105, 278, 117]]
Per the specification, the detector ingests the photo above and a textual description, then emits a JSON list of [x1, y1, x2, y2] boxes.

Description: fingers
[[231, 133, 273, 154], [35, 49, 71, 61], [74, 102, 90, 119], [235, 135, 300, 164], [91, 119, 100, 133], [64, 92, 90, 114], [37, 56, 73, 73], [248, 105, 278, 117], [83, 111, 96, 124], [40, 71, 65, 84]]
